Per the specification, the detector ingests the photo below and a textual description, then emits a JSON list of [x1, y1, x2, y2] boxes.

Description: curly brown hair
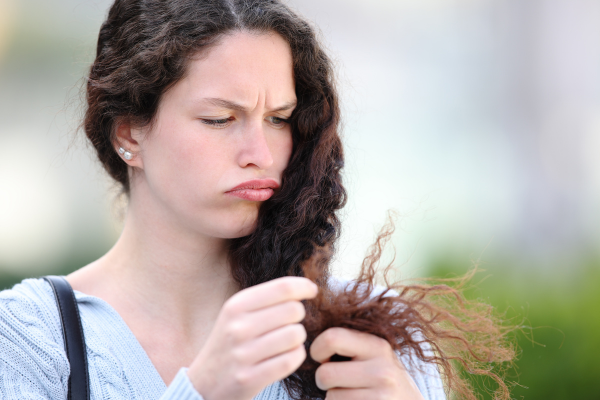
[[292, 215, 516, 399], [84, 1, 515, 399]]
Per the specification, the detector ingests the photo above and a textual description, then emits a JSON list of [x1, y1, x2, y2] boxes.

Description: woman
[[0, 1, 511, 399]]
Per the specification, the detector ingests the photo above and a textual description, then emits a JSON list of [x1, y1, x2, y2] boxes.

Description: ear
[[114, 119, 144, 169]]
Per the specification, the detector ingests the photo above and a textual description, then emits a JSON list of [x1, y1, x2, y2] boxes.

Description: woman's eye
[[267, 116, 290, 127], [201, 117, 233, 127]]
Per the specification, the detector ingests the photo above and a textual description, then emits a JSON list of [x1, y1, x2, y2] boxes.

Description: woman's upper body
[[0, 276, 446, 400], [1, 1, 449, 399], [66, 28, 299, 390]]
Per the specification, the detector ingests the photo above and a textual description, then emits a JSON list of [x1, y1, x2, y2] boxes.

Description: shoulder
[[0, 277, 69, 397], [0, 277, 64, 341], [326, 275, 447, 400]]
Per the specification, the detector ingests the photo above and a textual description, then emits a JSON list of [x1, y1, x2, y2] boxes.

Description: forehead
[[167, 31, 296, 108]]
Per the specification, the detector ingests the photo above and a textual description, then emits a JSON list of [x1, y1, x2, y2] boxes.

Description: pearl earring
[[118, 147, 133, 160]]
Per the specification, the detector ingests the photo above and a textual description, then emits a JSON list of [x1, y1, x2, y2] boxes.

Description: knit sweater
[[0, 277, 446, 400]]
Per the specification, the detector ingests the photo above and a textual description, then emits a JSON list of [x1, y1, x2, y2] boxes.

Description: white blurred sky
[[0, 0, 599, 277]]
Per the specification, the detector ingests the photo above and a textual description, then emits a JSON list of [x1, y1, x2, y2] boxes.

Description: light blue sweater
[[0, 277, 446, 399]]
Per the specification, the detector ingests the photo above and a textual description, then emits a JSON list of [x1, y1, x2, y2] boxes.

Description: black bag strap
[[43, 275, 90, 400]]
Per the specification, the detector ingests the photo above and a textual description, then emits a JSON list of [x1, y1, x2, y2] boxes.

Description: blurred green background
[[1, 0, 599, 398]]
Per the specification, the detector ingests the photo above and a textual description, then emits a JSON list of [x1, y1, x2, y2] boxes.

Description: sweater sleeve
[[158, 368, 204, 400], [0, 279, 70, 400]]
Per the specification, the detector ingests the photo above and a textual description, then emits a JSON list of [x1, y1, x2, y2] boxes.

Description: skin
[[311, 328, 424, 400], [67, 31, 424, 400]]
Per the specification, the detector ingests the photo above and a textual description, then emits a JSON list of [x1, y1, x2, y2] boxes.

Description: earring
[[118, 147, 133, 160]]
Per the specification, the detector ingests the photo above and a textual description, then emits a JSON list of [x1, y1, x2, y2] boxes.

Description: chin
[[211, 212, 259, 239], [233, 224, 257, 238], [215, 223, 257, 239]]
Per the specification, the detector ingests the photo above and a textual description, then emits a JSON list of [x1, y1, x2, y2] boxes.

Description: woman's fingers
[[239, 300, 306, 338], [310, 328, 426, 400], [225, 276, 318, 314], [315, 358, 402, 390], [241, 344, 308, 385], [316, 360, 371, 390], [218, 278, 314, 343], [310, 327, 391, 363], [188, 277, 317, 400], [317, 361, 425, 400], [236, 323, 307, 365], [323, 388, 374, 400]]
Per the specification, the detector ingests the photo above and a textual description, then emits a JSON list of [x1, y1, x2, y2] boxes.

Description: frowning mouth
[[225, 179, 280, 201]]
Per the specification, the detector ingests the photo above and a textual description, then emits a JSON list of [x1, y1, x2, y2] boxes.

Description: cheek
[[179, 138, 226, 175], [173, 138, 233, 201], [144, 122, 229, 202], [272, 132, 294, 169]]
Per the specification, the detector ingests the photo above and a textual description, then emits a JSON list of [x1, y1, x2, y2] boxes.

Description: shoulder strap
[[43, 275, 90, 400]]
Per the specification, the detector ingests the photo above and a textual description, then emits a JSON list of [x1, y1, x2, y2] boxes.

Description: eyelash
[[200, 116, 290, 129], [201, 117, 234, 128], [266, 116, 290, 128]]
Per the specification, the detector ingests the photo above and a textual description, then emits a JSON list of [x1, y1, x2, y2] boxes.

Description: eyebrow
[[203, 97, 297, 113]]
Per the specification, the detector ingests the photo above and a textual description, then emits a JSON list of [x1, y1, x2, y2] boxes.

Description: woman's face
[[129, 31, 296, 238]]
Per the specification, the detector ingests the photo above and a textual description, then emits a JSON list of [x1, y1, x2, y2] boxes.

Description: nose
[[236, 120, 274, 170]]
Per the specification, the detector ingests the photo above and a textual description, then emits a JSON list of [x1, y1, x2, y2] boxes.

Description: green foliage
[[427, 257, 600, 400]]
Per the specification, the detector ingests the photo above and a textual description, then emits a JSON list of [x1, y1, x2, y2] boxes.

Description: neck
[[72, 190, 240, 336]]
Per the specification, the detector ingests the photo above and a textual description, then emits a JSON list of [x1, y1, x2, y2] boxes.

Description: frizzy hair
[[291, 214, 517, 399], [84, 0, 516, 399]]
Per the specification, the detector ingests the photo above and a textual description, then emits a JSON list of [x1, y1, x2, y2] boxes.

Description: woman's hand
[[310, 327, 425, 400], [187, 277, 318, 400]]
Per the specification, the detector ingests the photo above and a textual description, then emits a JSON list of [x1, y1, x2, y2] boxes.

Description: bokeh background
[[1, 0, 599, 398]]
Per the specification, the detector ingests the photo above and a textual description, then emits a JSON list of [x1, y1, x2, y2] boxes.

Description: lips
[[226, 179, 280, 202]]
